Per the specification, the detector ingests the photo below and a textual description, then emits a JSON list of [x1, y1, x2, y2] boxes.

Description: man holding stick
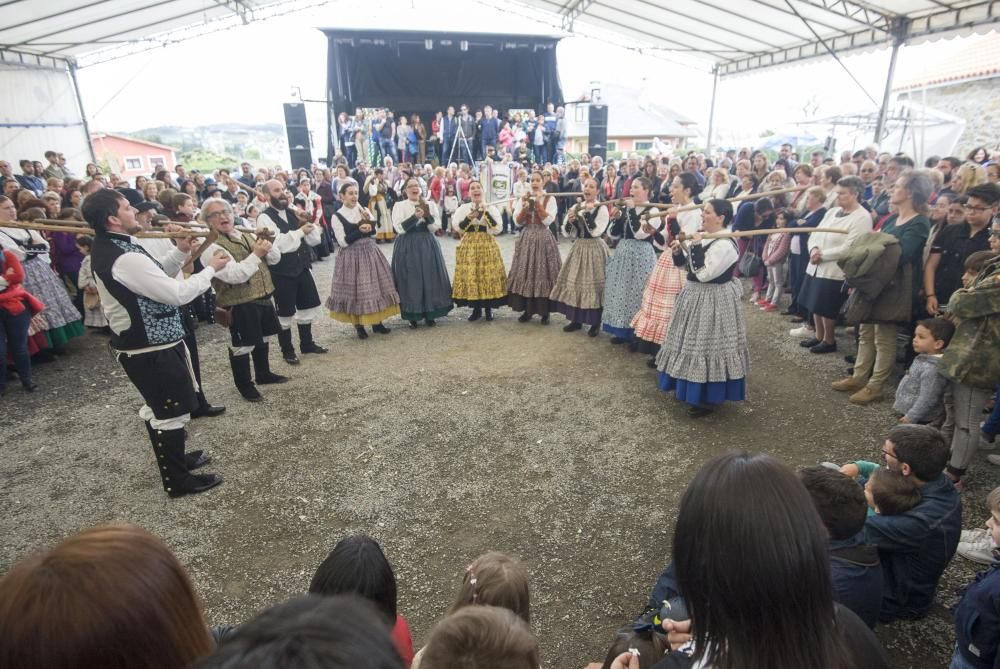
[[255, 179, 328, 364], [198, 198, 287, 402], [83, 189, 230, 498]]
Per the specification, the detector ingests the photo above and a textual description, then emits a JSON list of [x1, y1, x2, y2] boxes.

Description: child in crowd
[[760, 208, 792, 312], [419, 606, 538, 669], [412, 551, 530, 669], [838, 461, 921, 517], [865, 467, 921, 517], [939, 248, 1000, 486], [75, 235, 108, 333], [308, 535, 414, 667], [442, 184, 459, 238], [951, 487, 1000, 669], [893, 318, 954, 425]]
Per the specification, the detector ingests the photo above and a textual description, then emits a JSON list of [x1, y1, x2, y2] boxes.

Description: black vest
[[91, 233, 186, 350], [685, 240, 739, 284], [262, 207, 312, 278]]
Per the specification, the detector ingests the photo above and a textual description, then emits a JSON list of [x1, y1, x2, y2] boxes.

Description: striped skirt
[[326, 237, 401, 325], [550, 238, 609, 326]]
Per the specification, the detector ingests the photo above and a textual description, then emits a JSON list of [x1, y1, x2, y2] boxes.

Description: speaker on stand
[[283, 103, 313, 170], [588, 104, 608, 161]]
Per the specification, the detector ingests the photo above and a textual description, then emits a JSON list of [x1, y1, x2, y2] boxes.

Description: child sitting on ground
[[412, 551, 530, 669], [838, 461, 921, 517], [951, 486, 1000, 668], [308, 534, 414, 667], [893, 317, 955, 425]]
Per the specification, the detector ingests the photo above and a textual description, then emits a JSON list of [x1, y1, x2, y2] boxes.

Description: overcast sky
[[74, 0, 984, 148]]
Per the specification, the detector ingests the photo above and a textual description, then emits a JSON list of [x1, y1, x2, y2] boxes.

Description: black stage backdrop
[[323, 29, 564, 161]]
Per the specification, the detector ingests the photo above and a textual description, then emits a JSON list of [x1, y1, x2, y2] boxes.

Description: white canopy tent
[[0, 0, 324, 166], [507, 0, 1000, 152], [1, 0, 998, 165]]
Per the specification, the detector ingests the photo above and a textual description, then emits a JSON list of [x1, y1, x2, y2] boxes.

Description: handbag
[[738, 248, 763, 277]]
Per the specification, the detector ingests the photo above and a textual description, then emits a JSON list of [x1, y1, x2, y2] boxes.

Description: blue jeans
[[0, 306, 33, 390], [951, 645, 978, 669], [379, 139, 397, 164]]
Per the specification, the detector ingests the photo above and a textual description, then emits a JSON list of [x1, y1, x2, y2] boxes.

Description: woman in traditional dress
[[326, 183, 400, 339], [391, 177, 453, 328], [630, 173, 702, 363], [0, 196, 84, 349], [451, 182, 507, 322], [365, 168, 395, 244], [656, 198, 749, 417], [508, 172, 561, 323], [549, 177, 610, 336], [600, 177, 661, 343]]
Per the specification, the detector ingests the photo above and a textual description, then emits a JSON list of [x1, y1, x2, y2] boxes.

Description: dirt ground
[[1, 233, 995, 668]]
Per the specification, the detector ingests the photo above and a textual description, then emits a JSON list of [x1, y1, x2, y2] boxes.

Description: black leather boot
[[229, 352, 263, 401], [252, 344, 288, 385], [468, 307, 482, 322], [145, 422, 210, 470], [372, 322, 391, 334], [191, 390, 226, 419], [355, 325, 369, 339], [298, 323, 328, 354], [147, 424, 222, 497], [277, 328, 300, 364]]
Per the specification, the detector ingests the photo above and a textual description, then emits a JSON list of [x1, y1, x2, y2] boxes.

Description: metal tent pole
[[873, 18, 910, 146], [705, 64, 719, 157], [68, 59, 97, 163]]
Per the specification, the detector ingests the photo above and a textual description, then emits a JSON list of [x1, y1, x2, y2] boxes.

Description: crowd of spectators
[[2, 138, 1000, 667]]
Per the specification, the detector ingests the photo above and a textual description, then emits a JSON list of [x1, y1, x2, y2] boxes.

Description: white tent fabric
[[512, 0, 1000, 76]]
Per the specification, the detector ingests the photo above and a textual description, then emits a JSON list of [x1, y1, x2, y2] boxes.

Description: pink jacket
[[763, 231, 791, 266]]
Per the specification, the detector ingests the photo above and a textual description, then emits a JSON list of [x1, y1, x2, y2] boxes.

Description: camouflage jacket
[[940, 256, 1000, 389]]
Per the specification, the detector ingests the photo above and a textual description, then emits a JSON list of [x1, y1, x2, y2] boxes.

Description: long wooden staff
[[483, 191, 584, 207], [643, 185, 811, 220], [3, 220, 203, 239], [677, 226, 848, 241]]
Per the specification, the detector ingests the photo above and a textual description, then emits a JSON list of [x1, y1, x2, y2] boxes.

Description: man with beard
[[936, 156, 962, 196], [198, 198, 286, 402], [255, 179, 328, 364], [83, 188, 229, 498]]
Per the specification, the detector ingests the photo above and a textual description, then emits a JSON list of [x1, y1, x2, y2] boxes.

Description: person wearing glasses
[[923, 183, 998, 316], [198, 199, 286, 402]]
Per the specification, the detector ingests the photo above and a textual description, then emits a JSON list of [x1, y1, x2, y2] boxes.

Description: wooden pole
[[3, 220, 205, 239], [679, 226, 848, 241], [643, 185, 811, 220]]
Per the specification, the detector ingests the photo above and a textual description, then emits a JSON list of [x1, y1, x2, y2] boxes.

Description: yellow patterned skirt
[[452, 231, 508, 307]]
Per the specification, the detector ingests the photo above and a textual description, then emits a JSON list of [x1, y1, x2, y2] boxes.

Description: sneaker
[[756, 299, 770, 306], [749, 292, 760, 304], [762, 303, 778, 312], [962, 528, 990, 543], [957, 538, 996, 565], [987, 454, 1000, 466], [849, 385, 884, 405], [790, 326, 815, 338]]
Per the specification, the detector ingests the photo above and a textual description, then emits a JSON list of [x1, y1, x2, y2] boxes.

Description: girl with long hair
[[508, 171, 561, 323], [451, 181, 508, 321]]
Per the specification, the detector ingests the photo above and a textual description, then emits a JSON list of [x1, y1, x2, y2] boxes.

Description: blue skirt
[[658, 372, 746, 407], [602, 323, 634, 339]]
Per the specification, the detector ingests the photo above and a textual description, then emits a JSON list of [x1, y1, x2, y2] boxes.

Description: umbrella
[[761, 131, 820, 148]]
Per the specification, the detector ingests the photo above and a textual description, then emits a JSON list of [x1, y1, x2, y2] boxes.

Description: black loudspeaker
[[588, 104, 608, 160], [283, 103, 312, 169]]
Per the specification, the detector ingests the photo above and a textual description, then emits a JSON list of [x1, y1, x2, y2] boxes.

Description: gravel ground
[[1, 233, 994, 669]]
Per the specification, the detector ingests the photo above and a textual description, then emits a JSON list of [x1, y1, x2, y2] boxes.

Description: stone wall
[[897, 77, 1000, 158]]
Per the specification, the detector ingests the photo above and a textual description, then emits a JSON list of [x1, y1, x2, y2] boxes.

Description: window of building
[[124, 156, 143, 170], [606, 140, 618, 152], [575, 106, 584, 123], [635, 141, 653, 151], [148, 155, 165, 170]]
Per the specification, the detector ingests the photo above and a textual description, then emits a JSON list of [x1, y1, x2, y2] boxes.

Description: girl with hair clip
[[508, 171, 561, 323], [601, 177, 661, 344], [629, 452, 889, 669], [451, 181, 508, 322], [550, 177, 611, 336], [326, 182, 400, 339], [391, 177, 452, 328], [656, 199, 749, 417], [412, 551, 531, 669], [630, 173, 701, 364], [0, 523, 215, 669]]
